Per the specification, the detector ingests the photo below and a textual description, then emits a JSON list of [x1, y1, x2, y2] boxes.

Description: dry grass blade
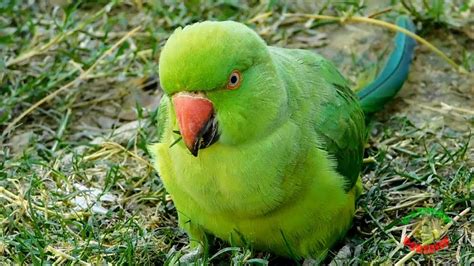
[[383, 194, 432, 212], [0, 187, 86, 219], [45, 246, 91, 266], [86, 141, 154, 169], [2, 26, 142, 137], [285, 13, 470, 74]]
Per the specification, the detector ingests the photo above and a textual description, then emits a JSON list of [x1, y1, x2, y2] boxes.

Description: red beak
[[172, 92, 217, 156]]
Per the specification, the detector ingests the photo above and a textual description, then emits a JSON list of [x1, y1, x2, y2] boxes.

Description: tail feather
[[357, 16, 416, 114]]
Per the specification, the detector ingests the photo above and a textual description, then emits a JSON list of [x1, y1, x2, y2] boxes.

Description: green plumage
[[149, 17, 414, 261]]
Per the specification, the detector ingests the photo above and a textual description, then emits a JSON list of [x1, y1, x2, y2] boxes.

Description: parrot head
[[159, 21, 288, 156]]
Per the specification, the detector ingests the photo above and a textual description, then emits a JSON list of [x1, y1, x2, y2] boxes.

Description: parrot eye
[[226, 70, 241, 90]]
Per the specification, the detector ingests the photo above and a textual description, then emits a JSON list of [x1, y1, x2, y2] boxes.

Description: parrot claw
[[179, 245, 204, 264]]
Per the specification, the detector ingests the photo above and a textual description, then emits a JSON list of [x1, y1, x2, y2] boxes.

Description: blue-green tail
[[357, 16, 416, 114]]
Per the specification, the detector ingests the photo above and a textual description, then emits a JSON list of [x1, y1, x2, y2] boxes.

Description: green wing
[[314, 60, 366, 192]]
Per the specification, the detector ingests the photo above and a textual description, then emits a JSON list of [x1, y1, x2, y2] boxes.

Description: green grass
[[1, 0, 473, 265]]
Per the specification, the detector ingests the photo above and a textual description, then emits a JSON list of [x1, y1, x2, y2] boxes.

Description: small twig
[[389, 222, 424, 259], [456, 233, 464, 263], [84, 147, 121, 161], [45, 246, 91, 266], [83, 27, 141, 79], [71, 94, 126, 108], [384, 196, 429, 212], [404, 99, 473, 117], [368, 7, 393, 18], [102, 141, 154, 168], [389, 225, 408, 258], [84, 141, 153, 168], [440, 102, 474, 115], [395, 207, 471, 266], [6, 3, 114, 67], [440, 207, 470, 236], [68, 60, 85, 74], [2, 26, 141, 137], [247, 12, 273, 23], [386, 192, 432, 202]]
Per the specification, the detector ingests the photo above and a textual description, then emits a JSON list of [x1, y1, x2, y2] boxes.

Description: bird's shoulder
[[270, 46, 366, 191]]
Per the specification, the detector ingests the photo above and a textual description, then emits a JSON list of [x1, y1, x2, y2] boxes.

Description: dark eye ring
[[227, 70, 241, 90]]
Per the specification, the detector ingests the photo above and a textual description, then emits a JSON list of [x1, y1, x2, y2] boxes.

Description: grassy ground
[[1, 0, 473, 265]]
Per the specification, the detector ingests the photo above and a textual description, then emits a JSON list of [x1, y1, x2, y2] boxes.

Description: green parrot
[[149, 16, 415, 261]]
